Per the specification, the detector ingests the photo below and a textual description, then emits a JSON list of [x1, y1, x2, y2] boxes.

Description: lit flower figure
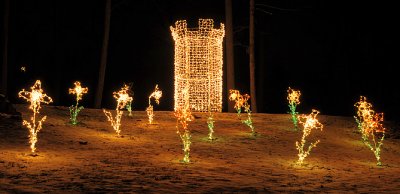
[[287, 87, 301, 130], [18, 80, 53, 153], [354, 96, 385, 166], [68, 81, 88, 125], [174, 85, 192, 163], [296, 109, 323, 165], [124, 83, 134, 117], [229, 89, 255, 136], [146, 84, 162, 124], [103, 84, 133, 137]]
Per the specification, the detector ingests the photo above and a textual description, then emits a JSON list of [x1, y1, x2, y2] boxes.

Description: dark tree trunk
[[225, 0, 235, 112], [249, 0, 257, 112], [257, 32, 265, 112], [1, 0, 9, 96], [94, 0, 111, 108]]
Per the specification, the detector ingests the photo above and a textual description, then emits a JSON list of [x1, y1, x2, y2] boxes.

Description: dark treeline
[[1, 0, 398, 121]]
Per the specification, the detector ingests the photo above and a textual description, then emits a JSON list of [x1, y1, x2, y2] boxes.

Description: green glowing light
[[126, 101, 133, 117], [125, 82, 134, 117], [207, 113, 215, 140], [179, 130, 191, 163], [69, 105, 84, 125]]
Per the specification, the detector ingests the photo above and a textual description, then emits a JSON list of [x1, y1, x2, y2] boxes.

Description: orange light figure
[[229, 89, 255, 135], [103, 84, 133, 136], [296, 109, 323, 164], [18, 80, 53, 153], [354, 96, 386, 166], [146, 84, 162, 124]]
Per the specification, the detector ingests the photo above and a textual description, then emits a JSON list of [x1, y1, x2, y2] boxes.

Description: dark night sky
[[1, 0, 399, 121]]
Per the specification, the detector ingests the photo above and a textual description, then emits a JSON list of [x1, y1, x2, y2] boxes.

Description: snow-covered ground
[[1, 105, 399, 193]]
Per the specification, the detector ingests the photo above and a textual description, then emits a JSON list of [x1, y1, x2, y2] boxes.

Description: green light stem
[[355, 117, 385, 166], [296, 137, 320, 165], [242, 106, 255, 136], [126, 102, 132, 117], [236, 107, 241, 118], [288, 103, 298, 130], [207, 114, 215, 140], [178, 129, 191, 163], [69, 100, 84, 125], [362, 133, 384, 166]]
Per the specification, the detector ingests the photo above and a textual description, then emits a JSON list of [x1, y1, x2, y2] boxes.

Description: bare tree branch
[[255, 8, 272, 15], [256, 3, 300, 12]]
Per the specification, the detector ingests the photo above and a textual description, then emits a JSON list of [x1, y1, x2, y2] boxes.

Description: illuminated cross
[[69, 81, 88, 104]]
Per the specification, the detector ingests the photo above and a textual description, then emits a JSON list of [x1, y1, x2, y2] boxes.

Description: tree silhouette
[[94, 0, 112, 108]]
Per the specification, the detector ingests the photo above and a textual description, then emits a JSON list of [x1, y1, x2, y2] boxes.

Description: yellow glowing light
[[287, 87, 301, 105], [69, 81, 88, 103], [171, 19, 225, 112], [103, 84, 133, 136], [18, 80, 53, 153], [296, 109, 323, 165], [354, 96, 385, 166], [229, 89, 250, 114], [174, 85, 192, 163], [21, 66, 26, 72], [146, 84, 162, 124]]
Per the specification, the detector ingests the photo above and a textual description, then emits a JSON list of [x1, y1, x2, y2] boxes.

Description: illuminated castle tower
[[171, 19, 225, 112]]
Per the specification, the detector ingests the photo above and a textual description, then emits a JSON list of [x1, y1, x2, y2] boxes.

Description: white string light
[[171, 19, 225, 112]]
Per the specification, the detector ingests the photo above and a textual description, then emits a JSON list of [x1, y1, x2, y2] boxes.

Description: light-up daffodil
[[103, 84, 133, 137], [354, 96, 385, 166], [296, 109, 323, 165], [229, 89, 255, 136], [18, 80, 53, 153], [124, 82, 134, 117], [146, 85, 162, 124], [68, 81, 88, 125], [287, 87, 301, 130]]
